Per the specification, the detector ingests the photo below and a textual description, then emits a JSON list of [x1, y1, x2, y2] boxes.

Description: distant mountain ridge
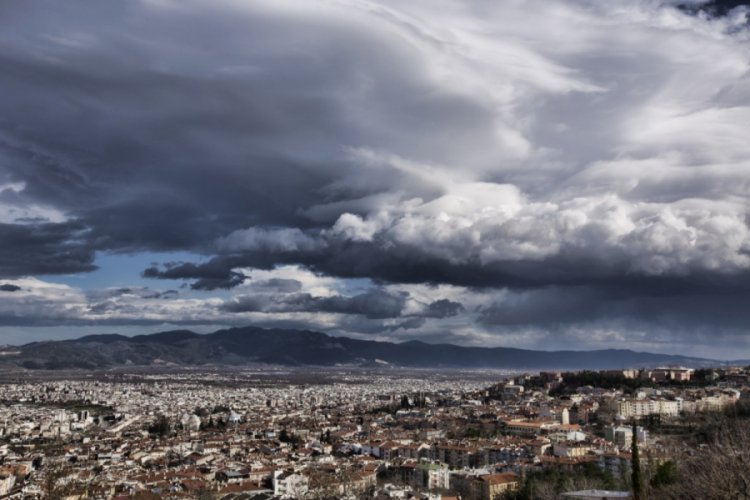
[[0, 326, 723, 371]]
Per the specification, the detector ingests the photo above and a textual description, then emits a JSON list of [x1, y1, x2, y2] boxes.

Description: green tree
[[400, 395, 410, 409], [148, 414, 172, 437], [631, 420, 643, 500], [279, 428, 290, 442], [651, 460, 677, 489]]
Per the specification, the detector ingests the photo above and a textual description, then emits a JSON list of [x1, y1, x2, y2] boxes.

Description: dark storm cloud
[[2, 0, 750, 354], [424, 299, 465, 318], [221, 285, 465, 326], [478, 276, 750, 332], [293, 289, 408, 319], [189, 275, 245, 291], [143, 261, 246, 290], [222, 289, 408, 320], [141, 230, 746, 294], [335, 314, 428, 335], [0, 284, 21, 292], [0, 0, 480, 261], [3, 0, 749, 287], [85, 287, 179, 301], [678, 1, 750, 17], [251, 279, 303, 293], [390, 317, 426, 331], [141, 235, 584, 290], [0, 222, 96, 278]]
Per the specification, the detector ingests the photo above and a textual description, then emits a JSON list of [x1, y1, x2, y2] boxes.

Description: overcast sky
[[1, 0, 750, 358]]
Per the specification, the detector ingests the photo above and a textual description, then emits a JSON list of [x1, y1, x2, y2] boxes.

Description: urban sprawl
[[0, 365, 746, 499]]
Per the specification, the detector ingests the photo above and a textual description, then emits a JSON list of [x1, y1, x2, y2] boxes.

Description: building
[[480, 472, 519, 500], [273, 470, 309, 498], [617, 399, 683, 418], [605, 425, 647, 449]]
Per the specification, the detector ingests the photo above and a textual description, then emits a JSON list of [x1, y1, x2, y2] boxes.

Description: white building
[[274, 470, 309, 498], [0, 473, 15, 497], [617, 398, 683, 418], [605, 425, 647, 449]]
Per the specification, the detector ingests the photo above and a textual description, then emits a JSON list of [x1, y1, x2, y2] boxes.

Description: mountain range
[[0, 326, 729, 370]]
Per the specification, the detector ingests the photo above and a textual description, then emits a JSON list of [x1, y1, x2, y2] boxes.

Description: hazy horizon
[[2, 324, 748, 363]]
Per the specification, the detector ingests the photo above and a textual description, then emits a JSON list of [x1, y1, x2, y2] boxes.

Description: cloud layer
[[1, 0, 750, 356]]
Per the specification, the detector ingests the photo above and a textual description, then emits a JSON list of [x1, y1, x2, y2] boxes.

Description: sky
[[1, 0, 750, 359]]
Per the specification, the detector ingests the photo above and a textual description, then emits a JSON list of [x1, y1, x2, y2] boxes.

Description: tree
[[502, 465, 619, 500], [148, 414, 172, 437], [400, 395, 411, 409], [42, 460, 68, 499], [631, 420, 644, 500], [306, 466, 341, 499], [662, 416, 750, 499], [651, 460, 677, 489], [42, 459, 90, 499], [194, 485, 217, 500]]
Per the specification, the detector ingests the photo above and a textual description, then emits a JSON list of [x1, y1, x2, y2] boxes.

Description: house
[[502, 420, 553, 437], [0, 471, 15, 497], [452, 471, 519, 500], [481, 472, 519, 499], [273, 470, 309, 498]]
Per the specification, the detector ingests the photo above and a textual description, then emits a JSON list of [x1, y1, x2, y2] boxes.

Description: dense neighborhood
[[0, 365, 746, 499]]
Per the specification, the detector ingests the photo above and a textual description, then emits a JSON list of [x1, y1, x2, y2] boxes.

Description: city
[[2, 0, 750, 498], [1, 365, 746, 499]]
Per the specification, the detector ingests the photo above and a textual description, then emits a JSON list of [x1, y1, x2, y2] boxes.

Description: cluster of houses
[[0, 365, 747, 498]]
